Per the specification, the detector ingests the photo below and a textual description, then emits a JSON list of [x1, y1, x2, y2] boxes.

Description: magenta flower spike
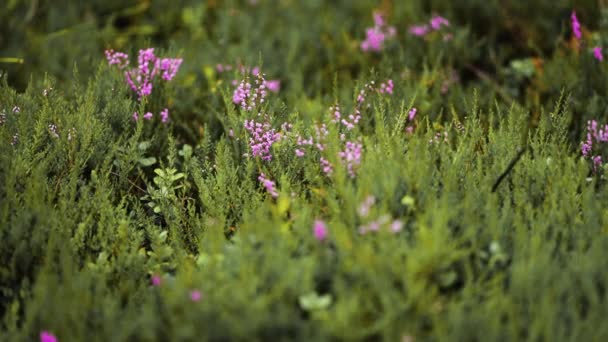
[[571, 11, 582, 40], [313, 220, 328, 242], [40, 331, 58, 342]]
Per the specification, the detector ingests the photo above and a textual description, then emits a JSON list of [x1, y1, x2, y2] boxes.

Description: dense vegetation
[[2, 1, 608, 341]]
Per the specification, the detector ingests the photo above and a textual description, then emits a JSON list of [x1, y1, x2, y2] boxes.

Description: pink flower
[[258, 173, 279, 198], [265, 80, 281, 93], [390, 220, 403, 233], [373, 12, 385, 27], [190, 290, 202, 302], [143, 112, 153, 120], [133, 112, 139, 121], [408, 108, 417, 121], [571, 11, 582, 40], [151, 275, 162, 286], [159, 58, 183, 81], [313, 220, 328, 241], [430, 15, 450, 30], [361, 12, 395, 52], [40, 331, 58, 342], [594, 47, 603, 61], [105, 49, 129, 69], [295, 149, 305, 157], [409, 25, 429, 37], [339, 141, 362, 178], [160, 108, 169, 123]]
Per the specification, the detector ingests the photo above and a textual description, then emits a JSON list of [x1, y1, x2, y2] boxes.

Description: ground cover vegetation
[[2, 1, 608, 341]]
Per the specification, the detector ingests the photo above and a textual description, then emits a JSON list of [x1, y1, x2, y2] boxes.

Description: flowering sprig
[[356, 195, 403, 235], [106, 48, 182, 100], [289, 79, 394, 178], [360, 12, 396, 52], [106, 49, 181, 123], [569, 10, 604, 62], [581, 119, 608, 173], [258, 172, 279, 198], [571, 11, 582, 41], [233, 73, 268, 111], [409, 15, 450, 37]]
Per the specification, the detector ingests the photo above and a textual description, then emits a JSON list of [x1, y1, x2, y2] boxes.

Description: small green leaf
[[298, 292, 332, 311], [139, 157, 157, 166]]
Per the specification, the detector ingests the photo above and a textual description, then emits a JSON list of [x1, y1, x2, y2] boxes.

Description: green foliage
[[2, 1, 608, 341]]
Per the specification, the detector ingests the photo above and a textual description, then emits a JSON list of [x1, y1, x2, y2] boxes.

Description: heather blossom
[[581, 119, 608, 173], [361, 12, 396, 52], [151, 275, 162, 286], [232, 73, 268, 111], [313, 220, 328, 241], [571, 11, 582, 40], [40, 331, 58, 342], [339, 141, 363, 178], [258, 173, 279, 198], [105, 48, 182, 100], [160, 108, 170, 123], [244, 119, 282, 161], [593, 47, 603, 61], [409, 14, 450, 37], [190, 290, 202, 302]]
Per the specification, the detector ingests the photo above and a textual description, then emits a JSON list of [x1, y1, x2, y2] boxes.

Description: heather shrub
[[2, 1, 608, 341]]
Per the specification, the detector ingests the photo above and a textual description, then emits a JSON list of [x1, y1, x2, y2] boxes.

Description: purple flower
[[594, 47, 603, 61], [361, 27, 386, 52], [40, 331, 58, 342], [133, 112, 139, 121], [265, 80, 281, 93], [390, 220, 403, 233], [105, 49, 129, 69], [373, 12, 385, 27], [408, 108, 417, 121], [313, 220, 328, 241], [160, 108, 169, 123], [106, 48, 181, 101], [143, 112, 153, 120], [244, 119, 282, 161], [159, 58, 183, 81], [320, 157, 333, 175], [339, 141, 362, 178], [571, 11, 582, 40], [430, 15, 450, 30], [190, 290, 202, 302], [151, 275, 162, 286], [361, 12, 395, 52], [258, 173, 279, 198], [409, 25, 429, 37]]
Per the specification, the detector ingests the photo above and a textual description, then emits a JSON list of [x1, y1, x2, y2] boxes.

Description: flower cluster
[[218, 63, 281, 93], [313, 220, 328, 241], [233, 73, 268, 111], [570, 10, 603, 62], [291, 79, 394, 178], [360, 12, 396, 52], [357, 196, 403, 235], [106, 48, 182, 100], [133, 108, 170, 123], [571, 11, 582, 41], [409, 15, 450, 37], [581, 119, 608, 172], [244, 118, 283, 161], [258, 172, 279, 198], [40, 331, 58, 342], [339, 141, 362, 178], [405, 108, 418, 134]]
